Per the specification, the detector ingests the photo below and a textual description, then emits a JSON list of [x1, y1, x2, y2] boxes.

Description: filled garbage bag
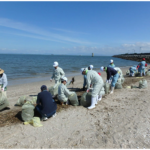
[[80, 92, 91, 107], [21, 101, 35, 122], [24, 117, 43, 127], [146, 71, 150, 76], [121, 77, 125, 84], [16, 95, 27, 106], [99, 87, 105, 96], [126, 70, 130, 75], [0, 91, 7, 105], [68, 92, 79, 106], [115, 78, 122, 89], [104, 82, 110, 94], [139, 79, 147, 89]]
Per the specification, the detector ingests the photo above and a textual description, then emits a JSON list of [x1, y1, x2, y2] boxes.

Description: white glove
[[86, 89, 90, 93], [1, 87, 4, 91]]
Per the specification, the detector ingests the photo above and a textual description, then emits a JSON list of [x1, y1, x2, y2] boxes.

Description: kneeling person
[[58, 77, 75, 105], [36, 85, 57, 121]]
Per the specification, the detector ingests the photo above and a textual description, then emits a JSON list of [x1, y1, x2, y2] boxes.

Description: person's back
[[87, 70, 103, 85], [140, 61, 146, 68], [107, 67, 117, 78], [37, 90, 57, 115]]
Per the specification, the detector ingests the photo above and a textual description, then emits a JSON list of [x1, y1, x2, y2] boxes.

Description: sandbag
[[24, 117, 43, 127], [48, 84, 60, 97], [104, 83, 110, 94], [68, 92, 79, 106], [139, 79, 147, 89], [115, 78, 122, 89], [0, 91, 7, 105], [21, 102, 35, 122], [0, 98, 9, 111], [121, 77, 125, 84], [16, 95, 28, 106], [126, 70, 130, 75], [80, 92, 91, 107], [99, 87, 105, 96], [146, 71, 150, 76]]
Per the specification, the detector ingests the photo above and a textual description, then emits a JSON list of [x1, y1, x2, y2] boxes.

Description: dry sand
[[0, 68, 150, 148]]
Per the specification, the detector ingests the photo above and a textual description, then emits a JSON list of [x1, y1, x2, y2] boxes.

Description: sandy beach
[[0, 67, 150, 148]]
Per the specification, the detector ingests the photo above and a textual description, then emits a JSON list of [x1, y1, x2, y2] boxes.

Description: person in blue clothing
[[139, 58, 146, 76], [108, 59, 115, 68], [101, 66, 119, 94], [36, 85, 57, 121], [129, 66, 137, 76]]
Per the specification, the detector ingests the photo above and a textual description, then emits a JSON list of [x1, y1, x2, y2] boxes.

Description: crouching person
[[129, 66, 137, 76], [58, 77, 75, 105], [36, 85, 57, 121], [82, 68, 104, 110]]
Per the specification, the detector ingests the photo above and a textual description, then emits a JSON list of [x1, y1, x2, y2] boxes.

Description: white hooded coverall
[[86, 70, 104, 97], [0, 73, 8, 90], [51, 67, 65, 84], [58, 83, 74, 102]]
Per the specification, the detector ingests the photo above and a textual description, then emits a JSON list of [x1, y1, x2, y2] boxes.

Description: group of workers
[[129, 58, 147, 77], [1, 58, 145, 121]]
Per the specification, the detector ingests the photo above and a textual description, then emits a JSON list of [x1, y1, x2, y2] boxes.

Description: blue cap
[[41, 85, 47, 91]]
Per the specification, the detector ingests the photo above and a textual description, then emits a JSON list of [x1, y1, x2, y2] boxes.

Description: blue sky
[[0, 2, 150, 56]]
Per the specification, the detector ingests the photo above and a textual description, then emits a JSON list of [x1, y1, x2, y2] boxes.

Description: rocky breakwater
[[113, 54, 150, 63]]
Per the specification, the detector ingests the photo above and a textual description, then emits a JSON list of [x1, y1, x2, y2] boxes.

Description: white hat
[[110, 59, 113, 63], [61, 76, 68, 81], [100, 66, 104, 71], [53, 61, 59, 67], [89, 65, 94, 69]]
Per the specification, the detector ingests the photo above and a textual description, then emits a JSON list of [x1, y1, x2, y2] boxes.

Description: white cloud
[[0, 17, 94, 45]]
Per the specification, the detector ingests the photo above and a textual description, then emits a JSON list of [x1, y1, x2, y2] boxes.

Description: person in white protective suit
[[0, 68, 8, 91], [50, 61, 65, 86], [82, 68, 104, 109], [88, 65, 94, 70], [58, 76, 75, 105]]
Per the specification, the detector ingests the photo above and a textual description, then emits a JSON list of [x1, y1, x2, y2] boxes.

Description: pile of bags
[[146, 71, 150, 76], [115, 67, 124, 89], [68, 92, 79, 106], [0, 91, 9, 111]]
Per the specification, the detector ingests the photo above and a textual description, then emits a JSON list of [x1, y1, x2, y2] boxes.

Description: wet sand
[[0, 68, 150, 148]]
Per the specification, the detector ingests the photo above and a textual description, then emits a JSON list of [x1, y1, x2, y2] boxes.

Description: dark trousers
[[36, 105, 56, 118]]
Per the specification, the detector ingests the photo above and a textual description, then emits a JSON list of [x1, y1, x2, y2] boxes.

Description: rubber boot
[[110, 87, 114, 94], [88, 97, 96, 109]]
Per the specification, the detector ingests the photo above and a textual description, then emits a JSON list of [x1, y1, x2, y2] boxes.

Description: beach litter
[[24, 117, 43, 127]]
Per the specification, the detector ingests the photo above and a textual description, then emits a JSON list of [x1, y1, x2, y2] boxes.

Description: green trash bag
[[0, 91, 7, 105], [115, 78, 122, 89], [68, 92, 79, 106], [146, 71, 150, 76], [0, 98, 9, 111], [126, 70, 130, 75], [16, 95, 28, 106], [139, 79, 147, 89], [48, 83, 60, 97], [30, 96, 37, 105], [104, 83, 110, 94], [21, 102, 35, 122], [80, 92, 91, 107], [99, 87, 105, 96], [121, 77, 125, 84]]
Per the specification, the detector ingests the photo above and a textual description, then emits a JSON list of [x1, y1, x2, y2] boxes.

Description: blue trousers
[[83, 75, 87, 87], [140, 68, 145, 76], [36, 105, 56, 118], [111, 73, 119, 87]]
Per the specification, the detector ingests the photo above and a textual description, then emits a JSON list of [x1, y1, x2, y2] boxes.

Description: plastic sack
[[114, 67, 123, 78], [99, 87, 105, 96], [139, 79, 147, 89], [104, 82, 110, 94], [30, 96, 37, 105], [146, 71, 150, 76], [0, 91, 7, 105], [21, 102, 35, 122], [126, 70, 130, 75], [24, 117, 43, 127], [48, 83, 60, 97], [115, 78, 122, 89], [121, 77, 125, 84], [68, 92, 79, 106], [80, 92, 91, 107], [16, 95, 28, 106]]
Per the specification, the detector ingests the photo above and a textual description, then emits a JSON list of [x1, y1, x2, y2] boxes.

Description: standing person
[[36, 85, 57, 121], [139, 58, 146, 76], [101, 66, 119, 94], [50, 61, 65, 85], [88, 65, 94, 70], [108, 59, 115, 68], [81, 68, 87, 91], [0, 68, 8, 91], [58, 77, 75, 105], [82, 68, 104, 110]]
